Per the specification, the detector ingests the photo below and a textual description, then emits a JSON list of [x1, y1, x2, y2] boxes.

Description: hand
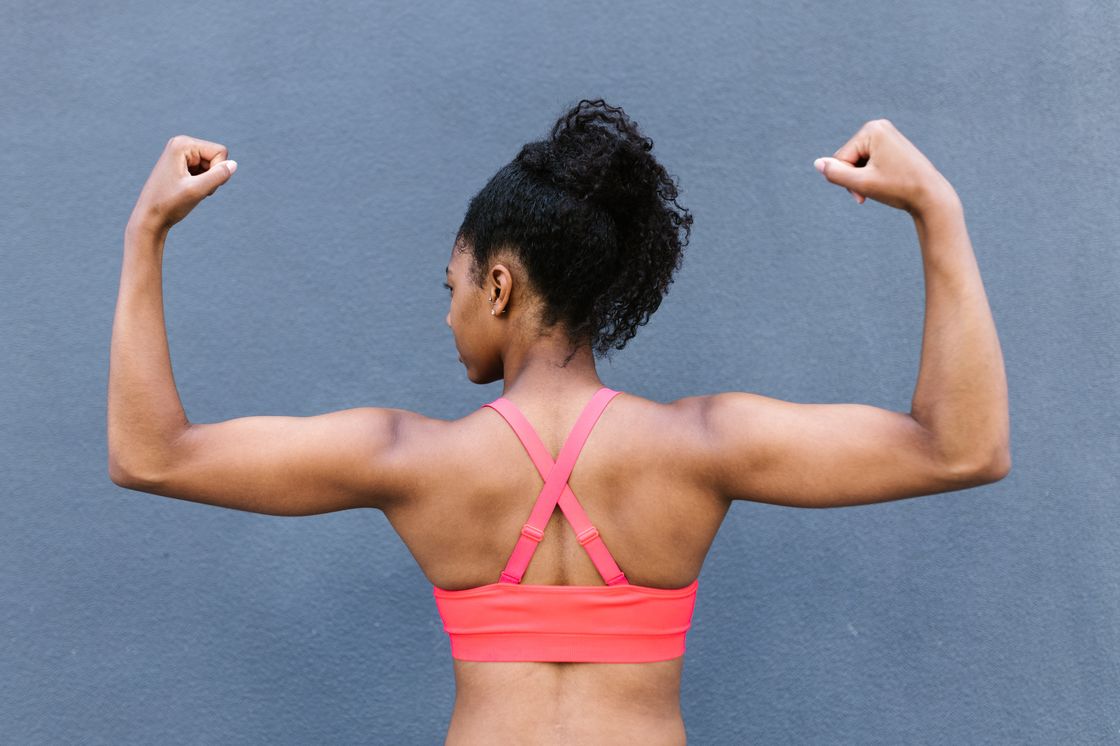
[[813, 119, 955, 215], [128, 135, 237, 235]]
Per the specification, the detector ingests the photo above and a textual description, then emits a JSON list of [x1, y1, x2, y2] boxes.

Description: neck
[[498, 335, 605, 400]]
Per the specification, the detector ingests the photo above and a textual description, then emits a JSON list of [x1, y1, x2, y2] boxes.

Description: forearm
[[107, 223, 190, 481], [908, 187, 1010, 475]]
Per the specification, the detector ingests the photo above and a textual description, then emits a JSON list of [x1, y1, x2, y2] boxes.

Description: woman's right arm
[[692, 120, 1010, 509]]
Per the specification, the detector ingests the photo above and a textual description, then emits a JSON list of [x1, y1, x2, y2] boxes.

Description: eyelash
[[442, 282, 452, 293]]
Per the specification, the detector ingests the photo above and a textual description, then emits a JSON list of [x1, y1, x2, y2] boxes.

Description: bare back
[[382, 390, 730, 744]]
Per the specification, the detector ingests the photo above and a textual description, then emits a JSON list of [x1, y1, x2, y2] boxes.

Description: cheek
[[447, 296, 467, 334]]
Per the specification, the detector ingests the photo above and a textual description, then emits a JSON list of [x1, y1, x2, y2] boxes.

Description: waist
[[446, 660, 687, 745]]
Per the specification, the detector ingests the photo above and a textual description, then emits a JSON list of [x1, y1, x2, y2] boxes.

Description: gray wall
[[3, 1, 1116, 743]]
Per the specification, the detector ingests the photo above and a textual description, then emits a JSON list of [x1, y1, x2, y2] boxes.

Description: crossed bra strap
[[482, 386, 629, 586]]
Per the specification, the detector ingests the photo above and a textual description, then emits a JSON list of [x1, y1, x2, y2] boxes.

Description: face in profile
[[444, 239, 505, 385]]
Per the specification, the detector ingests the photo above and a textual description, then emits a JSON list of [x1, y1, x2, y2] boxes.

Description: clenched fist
[[814, 119, 956, 216], [128, 135, 237, 235]]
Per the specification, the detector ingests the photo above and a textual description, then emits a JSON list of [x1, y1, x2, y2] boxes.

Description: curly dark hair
[[454, 98, 693, 363]]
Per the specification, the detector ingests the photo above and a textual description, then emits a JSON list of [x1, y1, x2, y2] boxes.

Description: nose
[[445, 312, 451, 328]]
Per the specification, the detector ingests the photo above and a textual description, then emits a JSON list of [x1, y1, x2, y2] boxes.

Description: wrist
[[909, 175, 961, 220], [125, 217, 169, 243]]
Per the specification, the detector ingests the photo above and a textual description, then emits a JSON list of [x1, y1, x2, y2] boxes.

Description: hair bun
[[517, 99, 659, 220]]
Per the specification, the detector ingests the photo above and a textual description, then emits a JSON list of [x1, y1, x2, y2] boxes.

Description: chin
[[464, 363, 501, 385]]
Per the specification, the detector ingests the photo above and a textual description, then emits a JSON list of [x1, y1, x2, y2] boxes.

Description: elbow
[[108, 446, 129, 486], [107, 430, 187, 490], [949, 446, 1011, 485], [108, 454, 162, 490], [108, 455, 141, 488], [981, 448, 1012, 482]]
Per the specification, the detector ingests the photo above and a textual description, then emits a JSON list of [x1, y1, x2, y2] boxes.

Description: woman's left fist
[[129, 135, 237, 234]]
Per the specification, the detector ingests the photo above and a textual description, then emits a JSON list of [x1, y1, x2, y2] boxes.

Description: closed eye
[[441, 282, 452, 292]]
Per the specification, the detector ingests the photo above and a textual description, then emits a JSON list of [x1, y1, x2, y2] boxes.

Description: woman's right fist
[[814, 119, 956, 215]]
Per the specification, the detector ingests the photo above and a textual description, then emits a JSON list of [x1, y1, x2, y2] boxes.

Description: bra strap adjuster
[[576, 526, 600, 546]]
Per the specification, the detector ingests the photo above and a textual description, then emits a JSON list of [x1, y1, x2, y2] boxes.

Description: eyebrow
[[445, 265, 450, 276]]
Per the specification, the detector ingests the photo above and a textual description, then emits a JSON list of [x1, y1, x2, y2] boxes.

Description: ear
[[487, 263, 513, 313]]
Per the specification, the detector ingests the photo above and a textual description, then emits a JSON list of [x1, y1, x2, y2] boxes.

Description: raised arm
[[695, 120, 1010, 509], [107, 135, 426, 516]]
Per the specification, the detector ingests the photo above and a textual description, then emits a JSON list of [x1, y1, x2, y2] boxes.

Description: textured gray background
[[2, 1, 1117, 743]]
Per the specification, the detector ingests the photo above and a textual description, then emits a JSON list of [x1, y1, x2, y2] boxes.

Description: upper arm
[[111, 407, 427, 516], [692, 391, 1009, 509]]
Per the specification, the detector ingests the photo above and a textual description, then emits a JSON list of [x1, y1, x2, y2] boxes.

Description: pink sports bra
[[431, 386, 699, 663]]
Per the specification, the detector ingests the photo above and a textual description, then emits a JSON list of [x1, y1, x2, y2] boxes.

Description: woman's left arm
[[108, 136, 421, 516]]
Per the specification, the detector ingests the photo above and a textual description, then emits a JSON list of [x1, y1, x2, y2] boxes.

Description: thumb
[[814, 156, 865, 193], [194, 159, 238, 196]]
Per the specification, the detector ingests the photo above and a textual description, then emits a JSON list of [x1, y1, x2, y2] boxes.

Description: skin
[[108, 122, 1010, 745]]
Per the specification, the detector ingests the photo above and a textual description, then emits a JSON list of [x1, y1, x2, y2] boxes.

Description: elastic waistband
[[447, 630, 689, 663]]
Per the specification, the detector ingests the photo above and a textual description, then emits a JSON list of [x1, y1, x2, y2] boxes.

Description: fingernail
[[814, 158, 826, 174], [225, 160, 238, 175]]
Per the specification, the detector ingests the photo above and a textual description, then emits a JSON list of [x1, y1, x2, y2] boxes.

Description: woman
[[108, 99, 1010, 744]]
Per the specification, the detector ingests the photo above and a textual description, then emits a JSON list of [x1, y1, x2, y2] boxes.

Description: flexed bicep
[[112, 406, 427, 516], [696, 391, 1005, 509]]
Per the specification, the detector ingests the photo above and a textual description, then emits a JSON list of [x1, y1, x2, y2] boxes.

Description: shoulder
[[378, 403, 494, 498], [605, 390, 725, 477]]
